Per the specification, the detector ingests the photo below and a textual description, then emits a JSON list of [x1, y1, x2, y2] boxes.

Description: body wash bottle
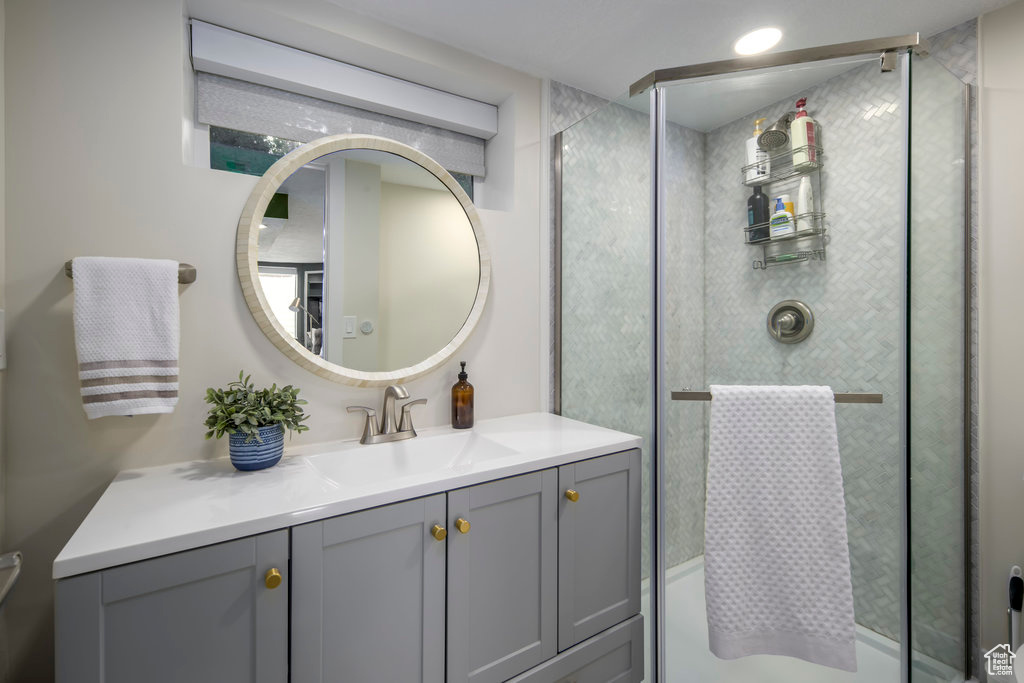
[[769, 197, 795, 240], [745, 117, 770, 184], [451, 361, 474, 429]]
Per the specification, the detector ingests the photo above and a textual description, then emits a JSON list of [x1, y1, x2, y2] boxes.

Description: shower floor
[[641, 557, 962, 683]]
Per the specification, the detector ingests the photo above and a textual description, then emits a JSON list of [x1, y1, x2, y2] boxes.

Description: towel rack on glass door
[[671, 391, 883, 404]]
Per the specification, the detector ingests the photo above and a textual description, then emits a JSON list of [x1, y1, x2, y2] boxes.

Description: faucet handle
[[398, 398, 427, 434], [346, 406, 380, 443]]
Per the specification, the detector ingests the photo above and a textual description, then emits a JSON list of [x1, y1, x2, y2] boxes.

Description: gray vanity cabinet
[[446, 469, 559, 683], [55, 530, 289, 683], [290, 494, 447, 683], [557, 449, 641, 651], [55, 447, 644, 683]]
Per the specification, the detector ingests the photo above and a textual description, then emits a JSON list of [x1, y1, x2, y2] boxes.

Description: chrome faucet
[[381, 384, 408, 434], [347, 385, 427, 445]]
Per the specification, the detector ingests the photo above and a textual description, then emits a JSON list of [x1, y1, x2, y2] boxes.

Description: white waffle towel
[[72, 257, 180, 419], [704, 385, 857, 671]]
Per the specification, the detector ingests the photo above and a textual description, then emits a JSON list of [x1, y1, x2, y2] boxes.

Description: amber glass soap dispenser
[[451, 361, 474, 429]]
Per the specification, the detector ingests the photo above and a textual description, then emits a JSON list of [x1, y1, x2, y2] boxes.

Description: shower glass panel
[[659, 53, 908, 682], [557, 90, 654, 677], [908, 50, 967, 682]]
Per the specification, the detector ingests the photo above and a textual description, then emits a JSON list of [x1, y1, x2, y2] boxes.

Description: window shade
[[196, 73, 486, 178]]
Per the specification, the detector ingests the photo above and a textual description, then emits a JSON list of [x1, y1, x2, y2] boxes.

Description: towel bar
[[64, 260, 197, 284], [671, 390, 883, 404]]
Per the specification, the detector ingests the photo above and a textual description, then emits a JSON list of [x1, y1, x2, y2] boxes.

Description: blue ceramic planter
[[229, 425, 284, 471]]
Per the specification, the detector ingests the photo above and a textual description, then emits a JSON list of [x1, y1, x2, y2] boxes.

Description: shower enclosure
[[555, 33, 970, 683]]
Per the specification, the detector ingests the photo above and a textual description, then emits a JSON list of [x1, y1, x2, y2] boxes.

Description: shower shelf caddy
[[741, 143, 826, 270]]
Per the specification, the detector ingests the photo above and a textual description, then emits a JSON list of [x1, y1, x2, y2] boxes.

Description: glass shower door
[[557, 90, 654, 679], [908, 49, 968, 682], [658, 53, 908, 682]]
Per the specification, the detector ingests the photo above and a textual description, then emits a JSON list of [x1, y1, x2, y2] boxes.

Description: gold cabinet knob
[[431, 524, 447, 541], [565, 489, 580, 502], [455, 518, 471, 534], [265, 567, 282, 590]]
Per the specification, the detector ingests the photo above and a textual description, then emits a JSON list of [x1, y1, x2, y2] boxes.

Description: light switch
[[343, 315, 357, 339]]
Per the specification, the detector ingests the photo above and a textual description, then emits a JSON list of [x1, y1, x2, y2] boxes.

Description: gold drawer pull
[[455, 518, 471, 534], [565, 489, 580, 502], [265, 567, 282, 590], [431, 524, 448, 541]]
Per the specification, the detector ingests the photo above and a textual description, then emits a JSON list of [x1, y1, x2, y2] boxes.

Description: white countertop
[[54, 412, 641, 579]]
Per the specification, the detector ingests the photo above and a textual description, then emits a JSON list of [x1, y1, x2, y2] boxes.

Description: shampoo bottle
[[790, 97, 818, 169], [747, 186, 770, 242], [744, 117, 770, 184], [451, 361, 474, 429]]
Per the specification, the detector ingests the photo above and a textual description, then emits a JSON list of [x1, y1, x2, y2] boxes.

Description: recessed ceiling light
[[734, 27, 782, 56]]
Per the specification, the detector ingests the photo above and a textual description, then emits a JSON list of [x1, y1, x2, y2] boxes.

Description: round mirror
[[237, 134, 489, 386]]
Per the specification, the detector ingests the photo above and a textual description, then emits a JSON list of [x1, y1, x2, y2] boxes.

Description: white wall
[[2, 0, 542, 679], [979, 0, 1024, 666], [378, 182, 479, 370], [339, 159, 381, 370]]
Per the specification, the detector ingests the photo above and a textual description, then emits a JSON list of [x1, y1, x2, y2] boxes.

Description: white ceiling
[[322, 0, 1007, 100]]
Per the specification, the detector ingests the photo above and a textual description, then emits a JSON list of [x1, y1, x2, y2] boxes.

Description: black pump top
[[458, 361, 468, 381]]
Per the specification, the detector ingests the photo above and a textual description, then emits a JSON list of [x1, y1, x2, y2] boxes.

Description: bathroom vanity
[[54, 413, 643, 683]]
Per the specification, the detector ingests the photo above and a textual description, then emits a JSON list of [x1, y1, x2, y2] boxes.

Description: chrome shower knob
[[767, 300, 814, 344]]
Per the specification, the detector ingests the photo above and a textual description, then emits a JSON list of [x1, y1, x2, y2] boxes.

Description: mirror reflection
[[255, 149, 480, 373]]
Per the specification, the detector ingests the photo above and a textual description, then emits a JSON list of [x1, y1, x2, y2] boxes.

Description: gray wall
[[978, 1, 1024, 676]]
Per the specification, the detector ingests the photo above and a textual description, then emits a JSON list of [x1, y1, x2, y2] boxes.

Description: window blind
[[196, 72, 486, 177]]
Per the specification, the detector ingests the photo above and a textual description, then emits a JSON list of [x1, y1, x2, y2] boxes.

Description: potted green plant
[[204, 371, 310, 471]]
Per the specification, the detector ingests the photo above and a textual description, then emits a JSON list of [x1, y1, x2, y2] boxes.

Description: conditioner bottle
[[745, 117, 770, 184], [451, 361, 474, 429]]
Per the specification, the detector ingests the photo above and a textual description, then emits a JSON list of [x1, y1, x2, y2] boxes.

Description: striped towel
[[72, 257, 180, 419]]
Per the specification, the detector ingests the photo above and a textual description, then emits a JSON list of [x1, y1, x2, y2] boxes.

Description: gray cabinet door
[[55, 530, 289, 683], [447, 469, 558, 683], [558, 449, 641, 650], [291, 494, 446, 683]]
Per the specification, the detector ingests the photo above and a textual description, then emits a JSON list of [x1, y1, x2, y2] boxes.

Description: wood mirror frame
[[236, 134, 490, 387]]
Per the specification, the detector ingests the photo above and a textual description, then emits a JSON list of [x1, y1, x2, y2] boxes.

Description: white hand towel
[[72, 257, 180, 419], [704, 385, 857, 672]]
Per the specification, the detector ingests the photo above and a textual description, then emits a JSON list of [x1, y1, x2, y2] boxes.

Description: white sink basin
[[304, 430, 518, 487]]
